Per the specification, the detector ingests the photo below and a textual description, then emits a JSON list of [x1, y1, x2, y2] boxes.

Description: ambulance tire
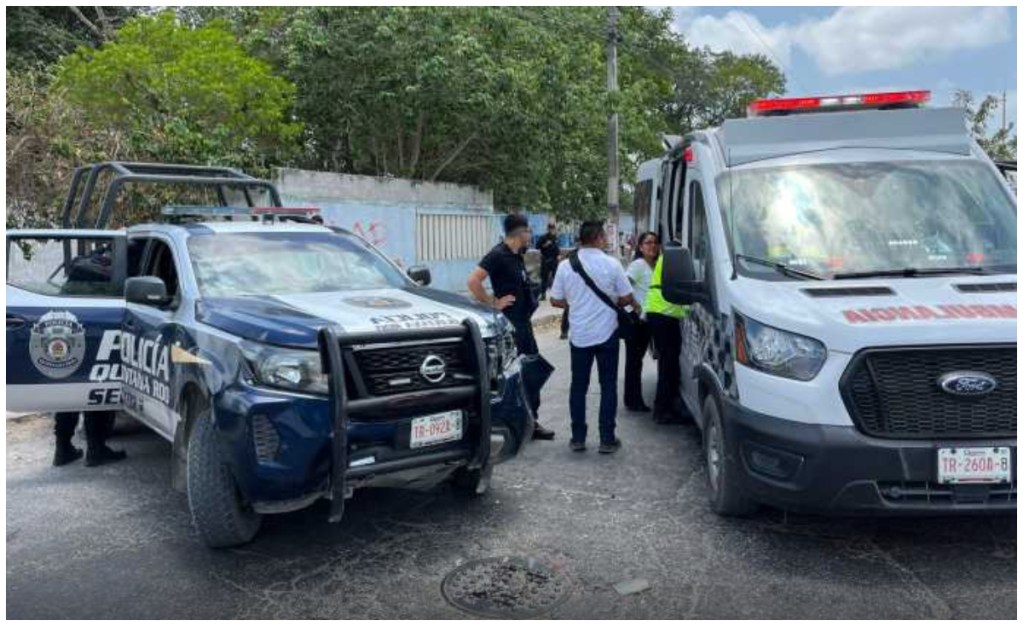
[[187, 406, 262, 548], [702, 395, 756, 516]]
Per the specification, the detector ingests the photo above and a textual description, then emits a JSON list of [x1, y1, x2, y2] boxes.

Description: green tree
[[953, 89, 1016, 161], [6, 6, 136, 71], [203, 7, 685, 215], [53, 10, 301, 170]]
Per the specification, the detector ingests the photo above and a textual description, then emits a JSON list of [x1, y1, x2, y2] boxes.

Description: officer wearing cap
[[467, 214, 556, 440]]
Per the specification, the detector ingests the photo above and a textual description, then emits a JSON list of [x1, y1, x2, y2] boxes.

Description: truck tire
[[186, 406, 262, 548], [452, 464, 491, 497], [702, 395, 756, 516]]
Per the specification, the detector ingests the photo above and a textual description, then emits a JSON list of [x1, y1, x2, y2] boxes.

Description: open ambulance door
[[6, 230, 127, 413], [995, 160, 1016, 192]]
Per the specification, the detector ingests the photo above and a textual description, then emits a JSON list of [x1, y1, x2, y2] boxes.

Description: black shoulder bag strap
[[568, 251, 620, 313], [568, 252, 638, 340]]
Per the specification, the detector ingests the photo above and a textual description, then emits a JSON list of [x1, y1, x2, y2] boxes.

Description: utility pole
[[1002, 90, 1007, 133], [606, 6, 621, 258]]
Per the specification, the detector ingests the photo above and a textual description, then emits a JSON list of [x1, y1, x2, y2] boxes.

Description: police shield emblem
[[29, 311, 87, 379]]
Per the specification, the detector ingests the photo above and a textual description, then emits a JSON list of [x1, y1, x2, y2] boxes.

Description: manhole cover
[[441, 556, 571, 618]]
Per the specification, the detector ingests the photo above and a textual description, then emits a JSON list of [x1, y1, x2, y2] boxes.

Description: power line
[[733, 11, 806, 95]]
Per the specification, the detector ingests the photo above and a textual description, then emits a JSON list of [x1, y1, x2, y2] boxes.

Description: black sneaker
[[598, 439, 622, 454], [625, 403, 651, 413], [53, 444, 83, 467], [570, 440, 586, 452], [85, 445, 127, 467]]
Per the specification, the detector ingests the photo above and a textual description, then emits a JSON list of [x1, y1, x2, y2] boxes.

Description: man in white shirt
[[550, 221, 635, 454]]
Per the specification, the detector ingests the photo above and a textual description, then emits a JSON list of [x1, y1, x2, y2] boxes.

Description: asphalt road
[[6, 325, 1017, 619]]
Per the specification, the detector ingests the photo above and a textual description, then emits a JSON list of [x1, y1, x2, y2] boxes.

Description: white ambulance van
[[645, 91, 1016, 514]]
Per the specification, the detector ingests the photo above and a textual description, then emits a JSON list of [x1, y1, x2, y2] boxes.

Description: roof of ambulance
[[703, 106, 974, 168]]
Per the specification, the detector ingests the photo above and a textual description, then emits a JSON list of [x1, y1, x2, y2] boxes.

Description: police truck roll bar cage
[[61, 161, 284, 229]]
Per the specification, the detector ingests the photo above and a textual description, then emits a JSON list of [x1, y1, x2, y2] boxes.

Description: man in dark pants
[[550, 221, 635, 454], [53, 410, 127, 467], [467, 214, 556, 440], [536, 221, 560, 300]]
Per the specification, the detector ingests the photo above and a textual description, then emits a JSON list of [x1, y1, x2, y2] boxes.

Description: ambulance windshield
[[716, 159, 1017, 280], [187, 231, 407, 297]]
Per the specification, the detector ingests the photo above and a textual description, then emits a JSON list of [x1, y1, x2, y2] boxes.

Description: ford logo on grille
[[937, 371, 998, 396], [420, 354, 447, 384]]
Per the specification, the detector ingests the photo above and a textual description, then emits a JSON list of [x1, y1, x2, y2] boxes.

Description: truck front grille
[[352, 340, 471, 396], [877, 481, 1016, 505], [840, 345, 1016, 439]]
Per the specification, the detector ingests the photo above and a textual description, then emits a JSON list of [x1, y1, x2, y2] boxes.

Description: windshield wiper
[[833, 267, 992, 280], [734, 254, 825, 281]]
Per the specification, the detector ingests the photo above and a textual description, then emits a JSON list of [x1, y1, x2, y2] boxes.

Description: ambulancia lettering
[[843, 304, 1016, 324]]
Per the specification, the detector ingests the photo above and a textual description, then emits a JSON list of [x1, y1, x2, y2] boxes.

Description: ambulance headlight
[[241, 341, 328, 395], [735, 314, 826, 381]]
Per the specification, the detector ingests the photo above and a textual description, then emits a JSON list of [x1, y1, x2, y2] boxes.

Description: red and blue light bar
[[747, 90, 931, 117]]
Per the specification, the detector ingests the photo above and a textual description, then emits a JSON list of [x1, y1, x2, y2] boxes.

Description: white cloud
[[686, 11, 793, 66], [673, 7, 1012, 77], [795, 7, 1012, 75]]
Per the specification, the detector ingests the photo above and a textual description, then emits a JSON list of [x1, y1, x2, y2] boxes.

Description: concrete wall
[[274, 168, 500, 293]]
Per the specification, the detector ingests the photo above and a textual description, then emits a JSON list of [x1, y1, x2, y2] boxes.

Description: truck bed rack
[[62, 161, 283, 229]]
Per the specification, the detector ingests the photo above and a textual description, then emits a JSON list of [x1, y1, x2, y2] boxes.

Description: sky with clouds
[[668, 6, 1016, 129]]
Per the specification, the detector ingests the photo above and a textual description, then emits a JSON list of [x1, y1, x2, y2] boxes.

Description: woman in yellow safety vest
[[644, 255, 688, 423]]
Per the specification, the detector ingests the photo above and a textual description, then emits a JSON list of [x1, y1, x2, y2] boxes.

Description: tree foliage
[[8, 7, 788, 221], [53, 11, 301, 170], [7, 70, 127, 228], [953, 89, 1016, 161], [6, 6, 136, 71]]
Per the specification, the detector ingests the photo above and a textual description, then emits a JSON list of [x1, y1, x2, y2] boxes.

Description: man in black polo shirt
[[467, 214, 556, 440]]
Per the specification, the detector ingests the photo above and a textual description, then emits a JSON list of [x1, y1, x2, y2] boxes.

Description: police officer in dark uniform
[[467, 214, 556, 440], [536, 221, 560, 300], [53, 411, 127, 467]]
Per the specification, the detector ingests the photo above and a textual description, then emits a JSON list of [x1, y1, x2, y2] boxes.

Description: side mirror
[[407, 265, 431, 286], [125, 276, 171, 307], [661, 244, 707, 306]]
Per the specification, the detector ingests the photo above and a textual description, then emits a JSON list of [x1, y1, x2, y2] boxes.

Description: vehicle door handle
[[123, 319, 137, 331], [6, 315, 26, 331]]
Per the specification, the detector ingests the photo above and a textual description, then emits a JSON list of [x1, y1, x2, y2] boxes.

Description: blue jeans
[[569, 332, 620, 445]]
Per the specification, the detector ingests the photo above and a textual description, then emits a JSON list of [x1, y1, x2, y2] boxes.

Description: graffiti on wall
[[350, 220, 387, 247]]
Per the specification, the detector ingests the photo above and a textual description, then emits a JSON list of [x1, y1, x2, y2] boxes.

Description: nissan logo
[[419, 354, 447, 384], [937, 371, 998, 397]]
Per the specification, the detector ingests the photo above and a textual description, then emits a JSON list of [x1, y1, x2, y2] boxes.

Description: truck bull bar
[[317, 320, 490, 523]]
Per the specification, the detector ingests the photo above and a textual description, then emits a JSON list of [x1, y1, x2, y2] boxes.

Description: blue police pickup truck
[[6, 163, 532, 547]]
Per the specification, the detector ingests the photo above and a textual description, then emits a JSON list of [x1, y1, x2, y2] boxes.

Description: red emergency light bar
[[747, 90, 931, 117]]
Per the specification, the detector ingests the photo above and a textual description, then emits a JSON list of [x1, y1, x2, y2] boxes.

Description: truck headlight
[[486, 326, 518, 380], [241, 341, 328, 395], [735, 313, 826, 381]]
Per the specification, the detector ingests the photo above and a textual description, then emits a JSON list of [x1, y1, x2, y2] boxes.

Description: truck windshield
[[187, 231, 407, 297], [716, 160, 1017, 280]]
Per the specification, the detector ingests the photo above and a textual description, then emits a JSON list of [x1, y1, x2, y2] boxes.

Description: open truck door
[[6, 230, 127, 413]]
